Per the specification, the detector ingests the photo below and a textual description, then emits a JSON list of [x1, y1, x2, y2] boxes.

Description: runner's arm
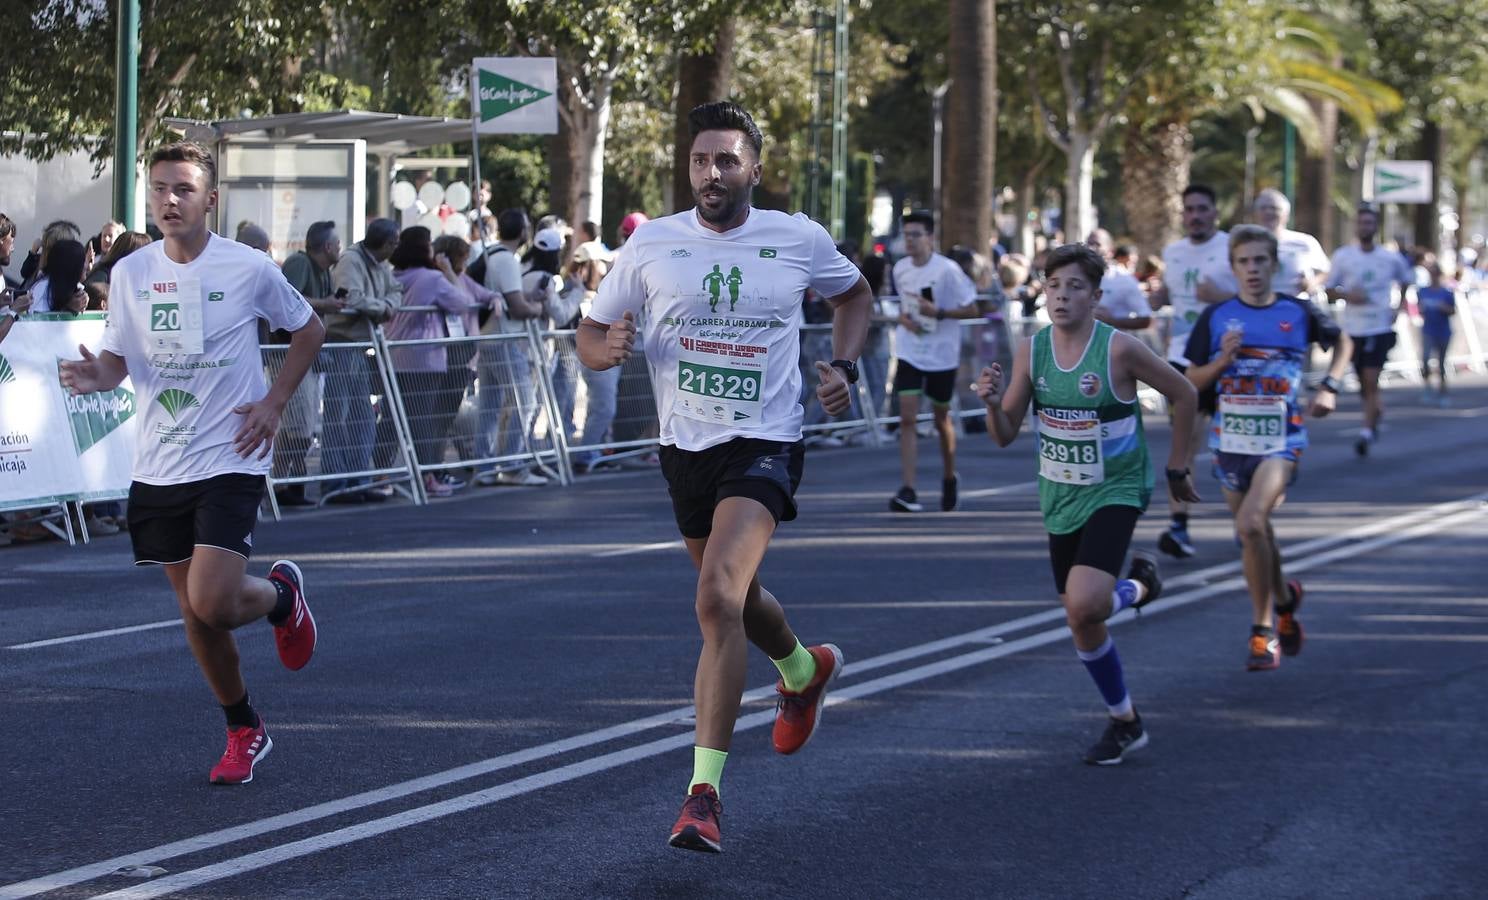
[[825, 274, 873, 362], [58, 347, 129, 394], [979, 335, 1032, 446], [1118, 333, 1199, 477], [261, 316, 326, 411]]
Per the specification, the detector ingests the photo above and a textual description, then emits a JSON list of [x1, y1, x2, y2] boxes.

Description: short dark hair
[[149, 141, 217, 186], [0, 213, 14, 241], [687, 101, 764, 158], [497, 208, 528, 242], [581, 220, 599, 241], [305, 220, 337, 254], [389, 226, 435, 271], [1357, 202, 1380, 220], [1042, 242, 1106, 286], [902, 210, 935, 233], [1114, 243, 1135, 259], [365, 218, 400, 251], [1182, 184, 1217, 206]]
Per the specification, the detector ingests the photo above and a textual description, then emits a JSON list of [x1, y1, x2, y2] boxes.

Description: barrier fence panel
[[261, 339, 421, 515], [558, 328, 664, 470], [380, 325, 565, 491]]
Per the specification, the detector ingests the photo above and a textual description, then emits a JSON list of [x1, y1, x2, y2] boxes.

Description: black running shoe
[[1354, 436, 1370, 457], [1083, 712, 1148, 766], [940, 475, 959, 512], [890, 486, 922, 513], [1276, 580, 1304, 656], [1125, 551, 1163, 609], [1157, 525, 1195, 559]]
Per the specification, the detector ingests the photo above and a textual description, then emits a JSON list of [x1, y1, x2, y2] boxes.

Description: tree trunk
[[1296, 72, 1338, 250], [1413, 119, 1442, 254], [1063, 131, 1096, 242], [670, 19, 737, 215], [549, 61, 614, 228], [942, 0, 996, 255], [1120, 116, 1191, 260]]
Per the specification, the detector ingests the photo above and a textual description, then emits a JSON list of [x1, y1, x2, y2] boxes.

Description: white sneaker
[[85, 516, 120, 536], [496, 469, 549, 487], [423, 474, 454, 497], [809, 434, 846, 449]]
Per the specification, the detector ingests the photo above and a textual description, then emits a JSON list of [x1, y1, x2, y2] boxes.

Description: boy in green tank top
[[974, 243, 1202, 764]]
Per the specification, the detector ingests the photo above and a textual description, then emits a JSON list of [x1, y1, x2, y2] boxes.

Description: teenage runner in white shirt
[[59, 142, 325, 786]]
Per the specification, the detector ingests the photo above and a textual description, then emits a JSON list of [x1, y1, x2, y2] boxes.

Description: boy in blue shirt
[[1416, 262, 1456, 406]]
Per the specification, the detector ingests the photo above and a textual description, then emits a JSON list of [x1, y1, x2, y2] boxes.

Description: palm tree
[[1119, 6, 1399, 259], [942, 0, 996, 255]]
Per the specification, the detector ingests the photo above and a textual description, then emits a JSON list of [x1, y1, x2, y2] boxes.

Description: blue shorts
[[1212, 450, 1300, 494]]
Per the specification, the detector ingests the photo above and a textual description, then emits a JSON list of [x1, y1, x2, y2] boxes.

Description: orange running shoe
[[772, 643, 844, 755], [1277, 580, 1305, 657], [1246, 628, 1280, 671]]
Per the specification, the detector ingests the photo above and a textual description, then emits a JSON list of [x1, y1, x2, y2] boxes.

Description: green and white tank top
[[1030, 321, 1153, 534]]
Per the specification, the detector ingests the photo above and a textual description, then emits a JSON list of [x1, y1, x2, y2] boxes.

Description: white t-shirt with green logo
[[1160, 231, 1236, 363], [589, 208, 861, 452], [890, 252, 978, 372], [101, 234, 313, 485], [1324, 244, 1413, 337]]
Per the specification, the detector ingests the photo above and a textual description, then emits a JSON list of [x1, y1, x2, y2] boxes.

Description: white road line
[[958, 480, 1038, 500], [79, 500, 1488, 900], [5, 619, 181, 650], [5, 491, 1484, 899], [591, 539, 685, 558]]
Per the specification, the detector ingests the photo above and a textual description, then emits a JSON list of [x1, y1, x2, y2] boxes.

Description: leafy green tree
[[0, 0, 340, 163]]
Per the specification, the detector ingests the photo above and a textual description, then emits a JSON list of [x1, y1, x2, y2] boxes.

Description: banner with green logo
[[472, 57, 558, 135], [0, 316, 138, 508]]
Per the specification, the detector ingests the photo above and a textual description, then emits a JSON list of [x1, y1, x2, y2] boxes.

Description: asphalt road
[[3, 377, 1487, 899]]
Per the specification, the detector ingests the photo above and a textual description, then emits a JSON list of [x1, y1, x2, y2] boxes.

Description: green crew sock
[[772, 640, 818, 693], [689, 746, 728, 796]]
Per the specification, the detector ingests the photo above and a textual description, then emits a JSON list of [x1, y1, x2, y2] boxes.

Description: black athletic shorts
[[893, 361, 956, 406], [1047, 504, 1143, 594], [659, 438, 805, 539], [1351, 332, 1397, 371], [127, 473, 265, 566]]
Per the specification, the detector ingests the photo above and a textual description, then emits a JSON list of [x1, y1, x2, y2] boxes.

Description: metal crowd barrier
[[247, 289, 1488, 518]]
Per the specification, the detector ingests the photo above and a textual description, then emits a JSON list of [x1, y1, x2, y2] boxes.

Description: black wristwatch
[[1165, 467, 1190, 482], [1318, 375, 1340, 394], [829, 359, 859, 384]]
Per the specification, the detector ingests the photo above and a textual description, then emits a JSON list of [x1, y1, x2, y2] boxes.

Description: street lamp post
[[114, 0, 140, 228], [931, 80, 951, 251]]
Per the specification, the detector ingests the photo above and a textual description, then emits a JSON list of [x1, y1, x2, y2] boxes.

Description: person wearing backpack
[[473, 209, 549, 486]]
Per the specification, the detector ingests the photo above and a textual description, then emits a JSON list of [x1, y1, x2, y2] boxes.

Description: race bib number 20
[[147, 277, 205, 354]]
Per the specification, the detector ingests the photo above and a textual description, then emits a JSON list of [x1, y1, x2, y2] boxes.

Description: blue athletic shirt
[[1416, 285, 1455, 343], [1183, 295, 1341, 454]]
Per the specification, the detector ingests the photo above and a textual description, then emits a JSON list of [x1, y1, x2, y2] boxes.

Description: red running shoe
[[1277, 580, 1305, 657], [209, 720, 273, 785], [269, 560, 317, 671], [772, 643, 845, 755], [668, 783, 723, 853]]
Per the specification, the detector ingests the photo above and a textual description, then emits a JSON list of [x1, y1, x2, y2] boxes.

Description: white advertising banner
[[0, 314, 137, 508]]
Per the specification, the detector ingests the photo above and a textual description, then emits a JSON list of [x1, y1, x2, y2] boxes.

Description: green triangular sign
[[478, 69, 552, 123], [0, 352, 15, 385], [1377, 169, 1419, 193]]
